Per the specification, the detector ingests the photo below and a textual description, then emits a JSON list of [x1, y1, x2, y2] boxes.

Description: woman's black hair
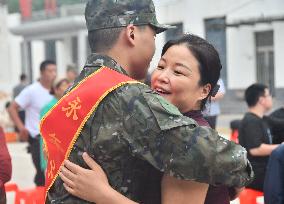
[[161, 34, 222, 110]]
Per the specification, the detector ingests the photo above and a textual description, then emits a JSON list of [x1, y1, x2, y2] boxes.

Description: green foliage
[[7, 0, 87, 14], [7, 0, 19, 13]]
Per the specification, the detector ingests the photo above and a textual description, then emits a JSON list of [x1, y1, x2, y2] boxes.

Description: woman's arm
[[162, 174, 208, 204], [59, 153, 138, 204]]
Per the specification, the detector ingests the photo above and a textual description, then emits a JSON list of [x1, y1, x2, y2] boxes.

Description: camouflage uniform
[[47, 54, 253, 203]]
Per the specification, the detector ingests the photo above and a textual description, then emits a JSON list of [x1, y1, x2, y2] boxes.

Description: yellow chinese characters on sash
[[40, 67, 140, 200]]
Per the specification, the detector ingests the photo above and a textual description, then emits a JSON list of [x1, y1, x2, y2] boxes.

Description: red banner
[[40, 67, 140, 200]]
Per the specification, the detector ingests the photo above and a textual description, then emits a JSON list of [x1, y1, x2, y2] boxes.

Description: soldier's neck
[[106, 49, 132, 77]]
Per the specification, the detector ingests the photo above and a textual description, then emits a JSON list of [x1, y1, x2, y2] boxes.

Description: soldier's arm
[[120, 85, 253, 188]]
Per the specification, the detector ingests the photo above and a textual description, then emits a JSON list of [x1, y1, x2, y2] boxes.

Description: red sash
[[40, 67, 140, 199]]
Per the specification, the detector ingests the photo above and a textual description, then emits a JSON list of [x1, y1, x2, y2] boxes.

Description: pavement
[[5, 114, 248, 204]]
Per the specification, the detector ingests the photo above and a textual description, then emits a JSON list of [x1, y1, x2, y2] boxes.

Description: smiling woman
[[151, 34, 233, 204]]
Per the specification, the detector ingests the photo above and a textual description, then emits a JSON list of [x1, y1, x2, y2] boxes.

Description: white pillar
[[0, 4, 12, 91], [77, 30, 87, 69], [31, 40, 45, 81], [22, 40, 33, 82], [63, 37, 73, 66], [55, 40, 65, 78]]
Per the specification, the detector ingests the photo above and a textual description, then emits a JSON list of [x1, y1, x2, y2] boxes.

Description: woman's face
[[151, 44, 210, 113], [55, 81, 70, 99]]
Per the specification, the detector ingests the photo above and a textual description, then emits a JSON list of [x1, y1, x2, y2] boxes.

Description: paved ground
[[6, 142, 35, 203], [5, 114, 249, 204]]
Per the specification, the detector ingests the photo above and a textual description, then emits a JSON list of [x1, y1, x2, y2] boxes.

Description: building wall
[[0, 11, 24, 93], [274, 21, 284, 87], [31, 41, 45, 81], [154, 0, 284, 90], [227, 26, 256, 89], [0, 5, 12, 91], [2, 0, 284, 95]]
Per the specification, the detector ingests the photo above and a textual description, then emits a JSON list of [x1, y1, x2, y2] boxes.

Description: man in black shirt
[[239, 83, 280, 192]]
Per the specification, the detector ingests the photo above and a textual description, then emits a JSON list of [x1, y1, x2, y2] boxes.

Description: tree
[[8, 0, 87, 14]]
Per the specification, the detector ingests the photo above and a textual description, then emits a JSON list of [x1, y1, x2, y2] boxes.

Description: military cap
[[85, 0, 174, 34]]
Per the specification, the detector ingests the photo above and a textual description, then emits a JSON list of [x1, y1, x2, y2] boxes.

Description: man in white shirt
[[8, 60, 57, 186]]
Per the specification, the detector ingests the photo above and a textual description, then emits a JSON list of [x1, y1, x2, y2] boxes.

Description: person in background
[[0, 126, 12, 204], [238, 83, 280, 192], [8, 60, 57, 186], [267, 106, 284, 144], [13, 73, 28, 99], [66, 65, 78, 84], [39, 78, 70, 172], [264, 144, 284, 204], [203, 78, 225, 129], [12, 73, 29, 130]]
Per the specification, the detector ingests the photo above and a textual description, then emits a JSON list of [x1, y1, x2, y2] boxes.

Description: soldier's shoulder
[[117, 83, 182, 116], [116, 82, 149, 95]]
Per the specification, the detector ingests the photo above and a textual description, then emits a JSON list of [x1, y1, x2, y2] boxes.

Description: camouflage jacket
[[47, 54, 253, 204]]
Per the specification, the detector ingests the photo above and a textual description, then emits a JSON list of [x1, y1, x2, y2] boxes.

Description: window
[[165, 23, 183, 42], [45, 40, 56, 61], [255, 31, 275, 95], [205, 17, 227, 86]]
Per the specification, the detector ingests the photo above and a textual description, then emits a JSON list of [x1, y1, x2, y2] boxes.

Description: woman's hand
[[59, 152, 110, 203]]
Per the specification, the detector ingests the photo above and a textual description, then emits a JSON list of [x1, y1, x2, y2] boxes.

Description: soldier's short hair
[[88, 25, 147, 53], [88, 27, 123, 53]]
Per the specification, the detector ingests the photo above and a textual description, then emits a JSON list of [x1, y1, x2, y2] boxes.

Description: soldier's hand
[[19, 127, 29, 141], [59, 152, 110, 203]]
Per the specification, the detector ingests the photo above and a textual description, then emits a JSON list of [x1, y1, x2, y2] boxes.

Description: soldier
[[41, 0, 253, 203]]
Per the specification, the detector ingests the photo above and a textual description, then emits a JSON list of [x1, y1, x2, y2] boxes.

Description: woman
[[59, 34, 237, 204]]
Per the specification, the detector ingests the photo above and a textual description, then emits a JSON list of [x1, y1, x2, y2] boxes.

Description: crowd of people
[[0, 0, 284, 204], [0, 61, 78, 203]]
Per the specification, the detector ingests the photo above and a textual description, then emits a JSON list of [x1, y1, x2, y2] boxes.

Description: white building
[[1, 0, 284, 106]]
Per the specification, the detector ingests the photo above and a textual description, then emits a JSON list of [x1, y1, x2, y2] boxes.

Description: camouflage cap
[[85, 0, 174, 34]]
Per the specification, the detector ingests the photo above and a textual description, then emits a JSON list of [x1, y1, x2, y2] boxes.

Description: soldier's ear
[[125, 24, 136, 46]]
